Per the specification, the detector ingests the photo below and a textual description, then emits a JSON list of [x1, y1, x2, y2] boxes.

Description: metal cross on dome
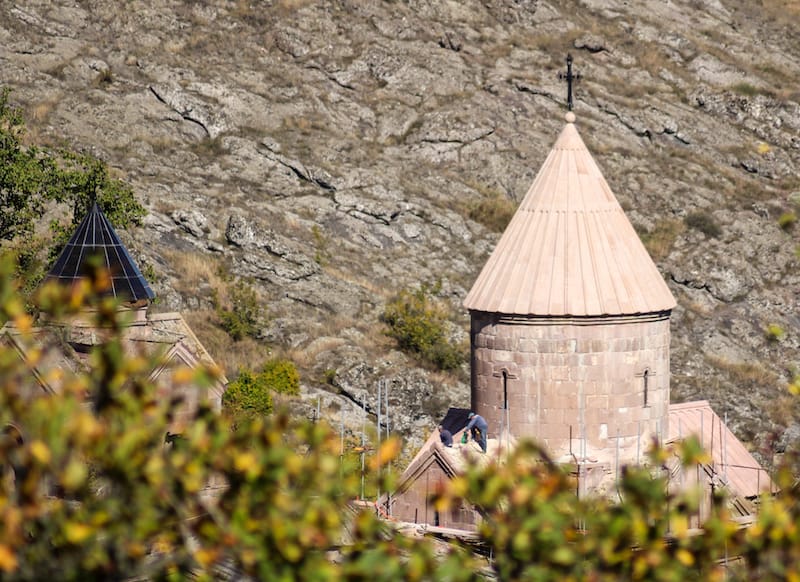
[[558, 53, 581, 111]]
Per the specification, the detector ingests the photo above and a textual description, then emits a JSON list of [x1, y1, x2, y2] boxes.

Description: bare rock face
[[2, 0, 799, 455]]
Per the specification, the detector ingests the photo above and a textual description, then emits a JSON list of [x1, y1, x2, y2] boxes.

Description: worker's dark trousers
[[477, 430, 487, 453]]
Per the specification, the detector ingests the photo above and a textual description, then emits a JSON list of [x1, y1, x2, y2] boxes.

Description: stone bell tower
[[463, 111, 676, 467]]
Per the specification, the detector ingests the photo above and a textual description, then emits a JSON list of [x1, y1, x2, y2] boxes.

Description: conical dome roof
[[464, 115, 675, 317], [44, 202, 155, 303]]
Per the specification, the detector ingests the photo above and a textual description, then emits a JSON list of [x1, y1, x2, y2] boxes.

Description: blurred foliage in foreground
[[0, 259, 473, 580], [1, 256, 800, 580]]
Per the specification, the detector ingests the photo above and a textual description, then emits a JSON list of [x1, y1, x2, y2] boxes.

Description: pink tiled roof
[[464, 116, 676, 316], [669, 401, 773, 498]]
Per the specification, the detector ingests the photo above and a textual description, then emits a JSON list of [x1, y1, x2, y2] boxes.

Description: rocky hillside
[[3, 0, 799, 458]]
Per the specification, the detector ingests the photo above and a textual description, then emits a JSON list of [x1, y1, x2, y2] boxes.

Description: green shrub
[[729, 82, 762, 97], [222, 358, 299, 420], [765, 323, 785, 342], [381, 283, 465, 371], [216, 278, 262, 341], [223, 368, 274, 419], [260, 357, 300, 395], [778, 211, 797, 231], [684, 211, 722, 238]]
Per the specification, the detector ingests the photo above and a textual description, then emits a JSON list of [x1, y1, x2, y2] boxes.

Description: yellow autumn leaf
[[13, 313, 32, 333], [62, 459, 88, 491], [30, 440, 51, 464], [284, 454, 302, 476], [64, 522, 92, 544], [369, 437, 400, 470], [0, 544, 17, 572], [676, 548, 694, 566], [194, 547, 219, 567], [153, 535, 173, 554], [127, 541, 146, 559], [3, 296, 24, 318], [234, 451, 258, 473], [670, 514, 689, 537], [69, 280, 91, 310], [789, 381, 800, 396]]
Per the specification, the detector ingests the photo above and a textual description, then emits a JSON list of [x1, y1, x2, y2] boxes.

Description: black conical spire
[[44, 202, 155, 303]]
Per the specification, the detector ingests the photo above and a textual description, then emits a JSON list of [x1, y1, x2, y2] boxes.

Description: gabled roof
[[1, 311, 227, 410], [395, 409, 515, 497], [668, 400, 772, 498], [464, 114, 676, 317], [44, 202, 155, 303]]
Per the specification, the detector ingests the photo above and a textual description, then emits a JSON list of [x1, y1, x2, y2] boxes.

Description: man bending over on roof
[[466, 412, 487, 453], [438, 425, 453, 447]]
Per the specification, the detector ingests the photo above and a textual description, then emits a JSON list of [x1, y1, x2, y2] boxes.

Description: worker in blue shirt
[[466, 412, 487, 453], [438, 425, 453, 447]]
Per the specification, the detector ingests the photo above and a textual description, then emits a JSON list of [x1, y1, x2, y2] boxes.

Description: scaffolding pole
[[377, 381, 382, 502], [361, 394, 366, 500]]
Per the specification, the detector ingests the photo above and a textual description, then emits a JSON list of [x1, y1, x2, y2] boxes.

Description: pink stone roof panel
[[464, 120, 676, 316], [668, 401, 773, 498]]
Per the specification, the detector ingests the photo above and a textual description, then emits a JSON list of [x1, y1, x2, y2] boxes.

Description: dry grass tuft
[[322, 265, 391, 299], [765, 393, 800, 427], [639, 219, 684, 260], [29, 99, 59, 124], [706, 355, 781, 388], [182, 309, 267, 376], [162, 250, 228, 299]]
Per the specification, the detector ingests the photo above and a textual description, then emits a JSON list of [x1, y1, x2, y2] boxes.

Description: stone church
[[1, 202, 226, 431], [389, 111, 772, 531]]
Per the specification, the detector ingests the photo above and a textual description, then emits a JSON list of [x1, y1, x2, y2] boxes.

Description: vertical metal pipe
[[384, 381, 390, 514], [678, 418, 684, 490], [505, 371, 511, 450], [361, 395, 366, 500], [700, 410, 704, 453], [506, 401, 510, 453], [710, 413, 715, 475], [377, 382, 382, 447], [569, 425, 574, 460], [579, 382, 585, 460], [376, 381, 381, 502], [724, 411, 728, 483], [385, 380, 390, 439], [719, 412, 725, 483], [637, 421, 641, 464]]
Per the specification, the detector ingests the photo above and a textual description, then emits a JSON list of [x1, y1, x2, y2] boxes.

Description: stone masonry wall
[[391, 460, 477, 529], [470, 311, 671, 467]]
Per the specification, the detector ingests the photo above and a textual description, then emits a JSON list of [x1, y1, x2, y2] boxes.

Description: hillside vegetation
[[1, 0, 798, 456]]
